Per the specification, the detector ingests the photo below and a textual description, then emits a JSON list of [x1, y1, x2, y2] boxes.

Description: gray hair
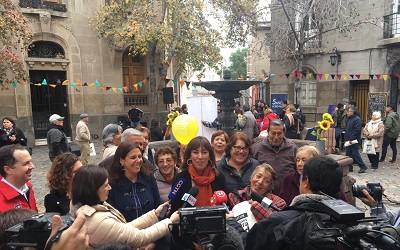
[[372, 111, 381, 119], [102, 124, 122, 147], [121, 128, 143, 142], [348, 107, 356, 112]]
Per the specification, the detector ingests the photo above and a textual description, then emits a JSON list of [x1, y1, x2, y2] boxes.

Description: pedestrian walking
[[47, 114, 68, 162], [75, 113, 91, 165], [362, 111, 384, 169], [380, 104, 400, 163], [345, 107, 367, 173]]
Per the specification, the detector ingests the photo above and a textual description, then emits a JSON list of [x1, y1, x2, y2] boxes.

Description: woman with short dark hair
[[72, 165, 179, 248], [0, 117, 27, 148]]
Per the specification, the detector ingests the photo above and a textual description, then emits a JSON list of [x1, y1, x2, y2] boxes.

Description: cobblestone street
[[29, 140, 400, 213]]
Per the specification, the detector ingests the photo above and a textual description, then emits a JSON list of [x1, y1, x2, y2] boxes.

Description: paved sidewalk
[[29, 140, 400, 213]]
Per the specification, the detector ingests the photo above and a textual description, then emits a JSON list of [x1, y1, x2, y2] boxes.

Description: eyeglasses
[[158, 159, 174, 164], [232, 146, 249, 153]]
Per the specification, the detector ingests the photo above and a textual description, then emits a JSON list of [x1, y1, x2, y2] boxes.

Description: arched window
[[28, 41, 65, 58]]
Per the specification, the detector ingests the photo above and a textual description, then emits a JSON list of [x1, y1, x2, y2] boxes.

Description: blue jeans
[[131, 121, 140, 128], [346, 143, 367, 170]]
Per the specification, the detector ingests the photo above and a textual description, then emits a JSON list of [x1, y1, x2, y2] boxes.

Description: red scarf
[[188, 164, 215, 207]]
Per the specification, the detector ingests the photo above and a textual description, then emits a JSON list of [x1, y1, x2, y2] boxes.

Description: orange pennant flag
[[76, 79, 82, 86], [324, 74, 329, 80], [49, 84, 57, 88], [101, 86, 106, 91], [62, 80, 68, 85], [383, 75, 388, 81], [179, 80, 184, 87], [142, 79, 147, 84], [279, 74, 284, 79], [20, 82, 27, 85], [123, 86, 128, 92]]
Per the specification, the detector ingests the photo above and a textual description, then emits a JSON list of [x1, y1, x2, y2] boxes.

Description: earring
[[208, 160, 213, 166], [121, 164, 125, 171], [187, 159, 192, 165]]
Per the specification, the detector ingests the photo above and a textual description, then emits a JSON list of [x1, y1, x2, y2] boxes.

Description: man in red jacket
[[0, 144, 38, 212]]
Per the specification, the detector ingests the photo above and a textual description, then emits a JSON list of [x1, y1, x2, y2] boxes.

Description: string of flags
[[2, 71, 396, 91]]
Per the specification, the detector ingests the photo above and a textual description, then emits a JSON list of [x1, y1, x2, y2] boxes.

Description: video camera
[[5, 213, 74, 250], [178, 205, 226, 236], [352, 182, 383, 202]]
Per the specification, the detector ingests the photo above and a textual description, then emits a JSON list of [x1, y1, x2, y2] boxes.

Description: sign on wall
[[368, 92, 387, 119], [270, 93, 288, 114]]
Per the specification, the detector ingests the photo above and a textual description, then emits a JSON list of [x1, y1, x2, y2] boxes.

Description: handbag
[[362, 139, 376, 155], [68, 143, 81, 156]]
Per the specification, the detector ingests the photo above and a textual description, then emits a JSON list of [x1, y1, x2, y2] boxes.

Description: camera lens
[[352, 185, 368, 198]]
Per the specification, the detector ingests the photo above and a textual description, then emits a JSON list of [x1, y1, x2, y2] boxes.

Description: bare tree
[[269, 0, 379, 104]]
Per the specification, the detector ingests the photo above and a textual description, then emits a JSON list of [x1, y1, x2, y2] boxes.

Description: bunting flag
[[95, 80, 100, 87], [313, 74, 317, 79], [186, 81, 190, 90], [179, 80, 184, 87], [369, 75, 374, 79], [173, 80, 177, 87], [308, 73, 313, 78], [76, 79, 82, 86], [71, 82, 76, 87], [285, 74, 289, 78], [343, 74, 348, 80], [89, 83, 95, 87], [396, 74, 400, 79], [49, 84, 57, 88], [142, 79, 147, 84], [270, 74, 275, 76], [330, 75, 335, 79], [106, 87, 111, 90], [42, 79, 47, 85], [291, 73, 295, 78], [138, 81, 142, 87], [355, 75, 360, 79], [112, 87, 117, 93], [324, 74, 329, 80], [279, 74, 284, 79], [337, 74, 342, 80], [20, 82, 26, 85], [83, 82, 88, 86], [62, 80, 68, 85], [318, 74, 323, 80], [12, 82, 17, 88], [302, 72, 307, 78], [34, 83, 41, 86], [296, 72, 302, 78], [101, 86, 106, 91], [363, 74, 368, 79], [350, 75, 354, 79], [123, 86, 128, 92], [376, 74, 381, 80], [383, 75, 388, 81]]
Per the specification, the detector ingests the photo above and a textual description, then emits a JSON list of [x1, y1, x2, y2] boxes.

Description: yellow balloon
[[172, 114, 199, 145]]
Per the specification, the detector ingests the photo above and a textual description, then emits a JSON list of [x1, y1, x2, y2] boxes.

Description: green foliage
[[0, 0, 32, 90], [229, 48, 247, 80]]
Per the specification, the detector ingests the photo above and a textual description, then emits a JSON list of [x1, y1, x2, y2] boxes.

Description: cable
[[381, 225, 400, 239], [383, 193, 400, 205]]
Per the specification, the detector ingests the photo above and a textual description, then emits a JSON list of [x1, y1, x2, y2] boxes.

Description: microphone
[[212, 190, 230, 214], [250, 192, 281, 212], [159, 178, 187, 219], [181, 186, 199, 208]]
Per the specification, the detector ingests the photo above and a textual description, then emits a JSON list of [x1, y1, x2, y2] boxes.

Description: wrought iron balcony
[[124, 94, 148, 106], [19, 0, 67, 12], [383, 13, 400, 39]]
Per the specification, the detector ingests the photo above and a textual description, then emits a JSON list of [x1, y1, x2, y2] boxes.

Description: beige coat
[[77, 202, 171, 248], [362, 120, 384, 153], [75, 120, 90, 142]]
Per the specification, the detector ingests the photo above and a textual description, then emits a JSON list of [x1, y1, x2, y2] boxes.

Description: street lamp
[[330, 48, 341, 66]]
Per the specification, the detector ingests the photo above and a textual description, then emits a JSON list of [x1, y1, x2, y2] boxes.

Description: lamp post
[[330, 48, 341, 67]]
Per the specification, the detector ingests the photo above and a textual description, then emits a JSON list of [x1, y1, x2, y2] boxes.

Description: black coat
[[44, 192, 70, 215], [0, 127, 27, 148]]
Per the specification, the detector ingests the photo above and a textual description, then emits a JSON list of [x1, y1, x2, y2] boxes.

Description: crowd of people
[[0, 99, 400, 250]]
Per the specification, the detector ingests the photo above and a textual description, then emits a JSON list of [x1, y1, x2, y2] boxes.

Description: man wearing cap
[[75, 114, 91, 165], [47, 114, 68, 162]]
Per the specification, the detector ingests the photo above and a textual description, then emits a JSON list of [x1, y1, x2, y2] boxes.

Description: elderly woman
[[170, 136, 228, 212], [279, 146, 320, 205], [217, 132, 260, 194], [136, 126, 155, 165], [72, 165, 179, 248], [107, 142, 161, 222], [362, 111, 384, 169], [153, 146, 180, 202], [45, 152, 82, 215], [228, 163, 286, 222], [102, 124, 123, 159], [0, 117, 27, 148], [211, 130, 229, 162]]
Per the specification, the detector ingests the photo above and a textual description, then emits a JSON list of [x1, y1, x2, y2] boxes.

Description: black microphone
[[250, 192, 281, 211], [159, 178, 187, 219], [181, 186, 199, 208]]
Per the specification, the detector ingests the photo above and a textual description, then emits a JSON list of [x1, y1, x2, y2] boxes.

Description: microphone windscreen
[[167, 178, 187, 200], [188, 186, 199, 197], [250, 192, 263, 204], [214, 190, 228, 204]]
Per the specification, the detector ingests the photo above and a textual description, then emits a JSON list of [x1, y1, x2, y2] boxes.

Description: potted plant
[[311, 113, 334, 154]]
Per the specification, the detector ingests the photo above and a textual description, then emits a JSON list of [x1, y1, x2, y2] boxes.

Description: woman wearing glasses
[[153, 146, 181, 202], [217, 132, 260, 194], [228, 163, 286, 221]]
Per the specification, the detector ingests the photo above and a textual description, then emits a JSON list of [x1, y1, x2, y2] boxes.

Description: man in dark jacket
[[345, 107, 367, 173], [47, 114, 68, 162], [245, 156, 343, 250], [380, 104, 400, 163], [252, 119, 298, 194]]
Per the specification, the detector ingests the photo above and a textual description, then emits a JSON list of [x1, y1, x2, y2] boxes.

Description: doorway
[[350, 80, 369, 125], [29, 70, 70, 139]]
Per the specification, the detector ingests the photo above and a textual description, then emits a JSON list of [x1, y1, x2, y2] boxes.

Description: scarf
[[188, 164, 215, 207], [366, 118, 382, 148]]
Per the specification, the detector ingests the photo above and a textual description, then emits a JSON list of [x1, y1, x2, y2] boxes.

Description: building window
[[299, 81, 316, 105], [28, 41, 65, 58]]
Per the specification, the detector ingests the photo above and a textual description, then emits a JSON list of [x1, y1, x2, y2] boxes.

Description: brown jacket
[[77, 202, 171, 247], [362, 120, 384, 153]]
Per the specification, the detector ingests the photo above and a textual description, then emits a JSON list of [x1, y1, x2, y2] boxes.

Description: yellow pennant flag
[[34, 83, 41, 86], [62, 80, 68, 85], [343, 74, 348, 80], [324, 74, 329, 80], [112, 87, 117, 93], [363, 74, 368, 79], [89, 83, 95, 87], [383, 75, 388, 81], [308, 73, 313, 78]]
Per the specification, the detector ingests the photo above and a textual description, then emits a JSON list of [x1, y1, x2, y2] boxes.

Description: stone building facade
[[2, 0, 170, 144], [269, 0, 399, 125]]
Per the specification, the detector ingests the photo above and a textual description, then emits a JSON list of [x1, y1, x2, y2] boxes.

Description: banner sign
[[270, 93, 288, 114]]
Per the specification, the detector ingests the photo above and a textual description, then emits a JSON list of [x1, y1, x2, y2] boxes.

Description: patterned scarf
[[188, 164, 215, 207]]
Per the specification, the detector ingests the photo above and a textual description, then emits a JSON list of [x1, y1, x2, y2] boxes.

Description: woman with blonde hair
[[260, 108, 278, 132]]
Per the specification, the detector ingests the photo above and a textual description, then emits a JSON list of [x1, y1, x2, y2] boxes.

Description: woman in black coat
[[0, 117, 27, 148]]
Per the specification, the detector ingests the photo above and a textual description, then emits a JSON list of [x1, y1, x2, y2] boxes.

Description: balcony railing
[[383, 13, 400, 39], [19, 0, 67, 12], [124, 94, 148, 106]]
